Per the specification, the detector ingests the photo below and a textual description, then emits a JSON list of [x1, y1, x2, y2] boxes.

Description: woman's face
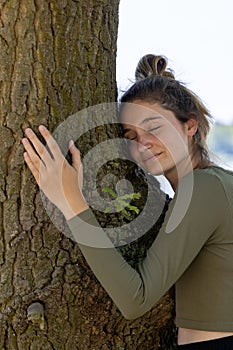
[[121, 101, 197, 180]]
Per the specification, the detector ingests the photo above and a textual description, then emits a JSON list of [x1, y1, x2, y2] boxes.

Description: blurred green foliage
[[208, 123, 233, 167]]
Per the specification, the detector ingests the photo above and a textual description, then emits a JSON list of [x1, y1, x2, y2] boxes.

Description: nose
[[137, 134, 153, 152]]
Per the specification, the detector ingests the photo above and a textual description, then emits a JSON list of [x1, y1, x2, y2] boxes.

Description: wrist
[[60, 198, 89, 221]]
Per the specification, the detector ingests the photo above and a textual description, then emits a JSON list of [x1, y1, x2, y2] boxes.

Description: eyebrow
[[139, 116, 162, 125], [122, 116, 162, 134]]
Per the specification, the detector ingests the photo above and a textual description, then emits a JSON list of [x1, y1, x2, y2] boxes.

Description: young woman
[[22, 54, 233, 349]]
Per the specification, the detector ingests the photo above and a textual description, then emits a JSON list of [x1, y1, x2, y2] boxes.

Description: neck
[[165, 152, 211, 191]]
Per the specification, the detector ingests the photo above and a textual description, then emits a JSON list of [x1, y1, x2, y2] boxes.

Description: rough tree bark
[[0, 0, 177, 349]]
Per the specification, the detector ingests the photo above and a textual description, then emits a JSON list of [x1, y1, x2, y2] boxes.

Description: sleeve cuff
[[67, 208, 101, 227], [66, 209, 114, 249]]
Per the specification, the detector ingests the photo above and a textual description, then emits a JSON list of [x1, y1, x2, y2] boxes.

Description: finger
[[23, 151, 40, 184], [38, 125, 63, 160], [22, 137, 46, 172], [69, 140, 81, 171], [24, 128, 52, 164]]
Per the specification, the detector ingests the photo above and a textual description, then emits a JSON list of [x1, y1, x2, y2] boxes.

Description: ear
[[185, 114, 198, 137]]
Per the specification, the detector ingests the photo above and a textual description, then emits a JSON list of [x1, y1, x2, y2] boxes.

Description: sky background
[[116, 0, 233, 125]]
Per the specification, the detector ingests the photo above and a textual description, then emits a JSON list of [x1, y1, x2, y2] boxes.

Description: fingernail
[[69, 140, 74, 147], [25, 128, 32, 134], [39, 125, 46, 131], [22, 138, 28, 144]]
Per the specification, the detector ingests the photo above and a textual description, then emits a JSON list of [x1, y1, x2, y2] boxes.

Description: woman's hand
[[22, 125, 89, 220]]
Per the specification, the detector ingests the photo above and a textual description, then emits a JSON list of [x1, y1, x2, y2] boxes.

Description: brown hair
[[120, 54, 213, 161]]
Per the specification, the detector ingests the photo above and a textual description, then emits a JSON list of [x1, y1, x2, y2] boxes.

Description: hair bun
[[135, 54, 175, 81]]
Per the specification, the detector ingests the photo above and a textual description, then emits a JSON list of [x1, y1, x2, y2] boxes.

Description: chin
[[141, 165, 165, 176]]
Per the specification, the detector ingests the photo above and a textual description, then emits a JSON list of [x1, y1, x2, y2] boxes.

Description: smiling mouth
[[143, 153, 162, 162]]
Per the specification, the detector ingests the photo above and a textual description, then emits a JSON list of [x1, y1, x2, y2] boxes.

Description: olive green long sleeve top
[[67, 166, 233, 331]]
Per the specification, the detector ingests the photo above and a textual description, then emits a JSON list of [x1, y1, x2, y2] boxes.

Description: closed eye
[[148, 126, 161, 132], [123, 132, 137, 141], [124, 136, 136, 142], [124, 126, 161, 141]]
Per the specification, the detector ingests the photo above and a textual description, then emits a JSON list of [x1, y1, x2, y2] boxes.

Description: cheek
[[127, 144, 139, 161], [162, 126, 188, 148], [152, 130, 188, 167], [164, 135, 189, 162]]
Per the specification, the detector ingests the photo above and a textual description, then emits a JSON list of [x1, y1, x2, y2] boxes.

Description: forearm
[[67, 209, 155, 320]]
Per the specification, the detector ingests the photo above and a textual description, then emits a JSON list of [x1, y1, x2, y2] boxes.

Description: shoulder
[[178, 168, 225, 198], [165, 168, 227, 235], [173, 167, 228, 220], [193, 166, 233, 195]]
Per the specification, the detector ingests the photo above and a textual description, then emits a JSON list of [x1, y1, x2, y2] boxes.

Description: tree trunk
[[0, 0, 176, 349]]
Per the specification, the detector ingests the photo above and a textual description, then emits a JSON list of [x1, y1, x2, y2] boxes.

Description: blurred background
[[116, 0, 233, 170]]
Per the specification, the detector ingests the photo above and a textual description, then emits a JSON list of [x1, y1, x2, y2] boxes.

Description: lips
[[143, 153, 162, 162]]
